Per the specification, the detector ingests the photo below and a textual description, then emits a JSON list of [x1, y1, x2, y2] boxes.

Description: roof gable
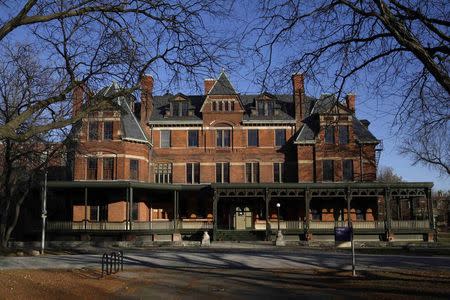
[[208, 72, 237, 95]]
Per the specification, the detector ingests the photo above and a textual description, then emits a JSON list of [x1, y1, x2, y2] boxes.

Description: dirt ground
[[1, 267, 450, 299]]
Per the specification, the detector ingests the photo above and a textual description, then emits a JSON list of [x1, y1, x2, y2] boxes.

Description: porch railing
[[352, 221, 385, 230], [309, 221, 347, 229], [391, 220, 430, 229], [180, 220, 213, 230]]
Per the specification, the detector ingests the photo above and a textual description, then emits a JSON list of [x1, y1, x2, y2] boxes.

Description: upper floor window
[[216, 162, 230, 183], [172, 101, 188, 117], [248, 129, 258, 147], [339, 126, 349, 145], [325, 126, 335, 144], [343, 159, 353, 181], [257, 100, 274, 116], [130, 159, 139, 180], [216, 129, 231, 147], [103, 157, 114, 180], [246, 162, 259, 183], [103, 121, 113, 140], [274, 162, 285, 183], [275, 129, 286, 147], [160, 130, 171, 148], [212, 100, 234, 112], [155, 163, 172, 183], [186, 162, 200, 184], [188, 130, 199, 147], [323, 160, 334, 182], [87, 157, 97, 180], [88, 121, 99, 140]]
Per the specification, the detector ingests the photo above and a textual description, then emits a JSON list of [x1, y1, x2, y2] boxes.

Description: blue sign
[[335, 227, 352, 242]]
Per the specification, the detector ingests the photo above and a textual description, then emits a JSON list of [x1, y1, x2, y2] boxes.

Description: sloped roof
[[295, 94, 378, 144], [208, 72, 237, 95], [102, 83, 149, 143]]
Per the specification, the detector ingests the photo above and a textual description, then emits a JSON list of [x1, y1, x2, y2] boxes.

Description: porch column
[[84, 187, 88, 230], [129, 187, 133, 230], [305, 189, 311, 238], [173, 190, 179, 230], [125, 186, 129, 230], [384, 188, 392, 231], [346, 188, 353, 227], [265, 188, 270, 241], [213, 190, 218, 241]]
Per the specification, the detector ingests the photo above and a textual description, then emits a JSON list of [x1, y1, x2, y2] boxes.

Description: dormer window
[[256, 100, 274, 116], [171, 101, 188, 117]]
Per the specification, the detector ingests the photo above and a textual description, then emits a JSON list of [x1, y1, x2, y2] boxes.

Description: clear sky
[[2, 1, 448, 191]]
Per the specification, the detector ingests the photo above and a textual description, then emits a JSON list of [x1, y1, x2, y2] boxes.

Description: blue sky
[[2, 1, 448, 191]]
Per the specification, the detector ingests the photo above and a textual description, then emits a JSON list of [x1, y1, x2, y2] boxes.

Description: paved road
[[1, 248, 450, 271]]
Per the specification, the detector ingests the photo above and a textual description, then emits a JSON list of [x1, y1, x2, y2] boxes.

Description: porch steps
[[215, 230, 265, 241]]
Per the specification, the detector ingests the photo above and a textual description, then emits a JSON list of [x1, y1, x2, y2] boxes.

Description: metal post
[[213, 190, 218, 241], [129, 187, 133, 230], [84, 187, 88, 230], [174, 190, 178, 230], [277, 204, 280, 232], [41, 171, 47, 255], [125, 187, 129, 230], [265, 189, 270, 241], [347, 189, 356, 277]]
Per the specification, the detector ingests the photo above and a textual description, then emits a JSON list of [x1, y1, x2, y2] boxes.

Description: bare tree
[[0, 0, 227, 141], [0, 0, 229, 248], [377, 166, 403, 182], [247, 0, 449, 175]]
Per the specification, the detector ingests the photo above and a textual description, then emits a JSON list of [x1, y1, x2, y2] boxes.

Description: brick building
[[43, 72, 434, 242]]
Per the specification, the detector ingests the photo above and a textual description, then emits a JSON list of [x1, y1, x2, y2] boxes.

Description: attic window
[[212, 100, 234, 112], [256, 100, 274, 116], [171, 101, 188, 117]]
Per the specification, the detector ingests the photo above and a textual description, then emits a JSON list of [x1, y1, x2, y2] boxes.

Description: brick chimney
[[204, 78, 215, 95], [72, 83, 85, 117], [346, 93, 355, 112], [140, 75, 154, 124], [292, 73, 305, 129]]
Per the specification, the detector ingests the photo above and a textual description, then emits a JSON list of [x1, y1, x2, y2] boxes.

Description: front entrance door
[[234, 206, 252, 230]]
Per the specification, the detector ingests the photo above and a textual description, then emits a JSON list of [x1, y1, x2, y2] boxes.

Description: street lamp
[[276, 203, 281, 232]]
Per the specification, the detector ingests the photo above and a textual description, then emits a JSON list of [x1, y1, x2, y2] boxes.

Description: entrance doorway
[[234, 206, 252, 230]]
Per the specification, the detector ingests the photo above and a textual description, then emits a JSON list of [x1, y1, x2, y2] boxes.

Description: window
[[247, 129, 258, 147], [246, 162, 259, 183], [356, 209, 364, 221], [275, 129, 286, 147], [267, 101, 274, 116], [155, 163, 172, 183], [274, 162, 285, 183], [257, 101, 265, 115], [87, 157, 97, 180], [212, 101, 234, 112], [325, 126, 335, 144], [188, 130, 199, 147], [103, 157, 114, 180], [88, 121, 99, 140], [343, 159, 353, 181], [130, 159, 139, 180], [90, 205, 107, 221], [312, 209, 321, 221], [216, 129, 231, 147], [172, 101, 188, 117], [186, 163, 200, 184], [132, 202, 139, 221], [323, 160, 334, 181], [216, 162, 230, 183], [103, 121, 113, 140], [160, 130, 171, 148], [339, 126, 349, 145]]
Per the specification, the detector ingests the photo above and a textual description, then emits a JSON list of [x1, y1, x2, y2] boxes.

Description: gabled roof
[[208, 72, 237, 95], [295, 94, 378, 144]]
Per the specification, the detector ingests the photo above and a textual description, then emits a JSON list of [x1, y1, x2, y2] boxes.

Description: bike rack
[[101, 250, 124, 277]]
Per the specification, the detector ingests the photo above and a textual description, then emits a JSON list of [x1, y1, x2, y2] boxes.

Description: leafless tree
[[247, 0, 449, 175], [377, 166, 403, 182], [0, 0, 229, 248]]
